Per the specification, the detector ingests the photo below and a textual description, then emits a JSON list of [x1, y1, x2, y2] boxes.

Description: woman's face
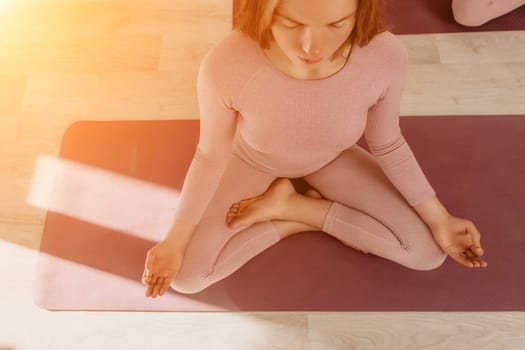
[[269, 0, 358, 69]]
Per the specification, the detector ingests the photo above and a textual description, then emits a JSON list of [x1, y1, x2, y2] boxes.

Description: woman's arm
[[364, 34, 437, 209], [363, 34, 488, 268], [171, 50, 238, 232], [363, 34, 460, 229], [412, 194, 450, 226], [143, 46, 240, 298]]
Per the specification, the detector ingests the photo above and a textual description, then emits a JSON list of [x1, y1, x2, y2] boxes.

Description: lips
[[300, 57, 322, 63]]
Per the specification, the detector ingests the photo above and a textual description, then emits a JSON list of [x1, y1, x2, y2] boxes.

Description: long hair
[[233, 0, 390, 59]]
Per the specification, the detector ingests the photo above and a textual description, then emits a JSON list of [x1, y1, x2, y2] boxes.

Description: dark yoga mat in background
[[232, 0, 525, 34], [33, 116, 525, 311]]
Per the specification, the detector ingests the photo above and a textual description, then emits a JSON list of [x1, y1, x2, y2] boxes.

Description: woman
[[452, 0, 525, 26], [142, 0, 488, 298]]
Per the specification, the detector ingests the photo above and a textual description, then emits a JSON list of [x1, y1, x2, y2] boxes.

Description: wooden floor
[[1, 0, 524, 348]]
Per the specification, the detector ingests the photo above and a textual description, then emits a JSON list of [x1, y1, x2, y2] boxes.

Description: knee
[[453, 12, 488, 27], [169, 270, 214, 294], [451, 0, 490, 26], [170, 279, 208, 295], [403, 244, 447, 271]]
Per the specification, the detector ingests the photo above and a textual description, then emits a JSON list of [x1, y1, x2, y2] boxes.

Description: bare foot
[[227, 178, 298, 229]]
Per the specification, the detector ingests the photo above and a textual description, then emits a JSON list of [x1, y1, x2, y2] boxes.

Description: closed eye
[[331, 22, 346, 28], [283, 21, 347, 29]]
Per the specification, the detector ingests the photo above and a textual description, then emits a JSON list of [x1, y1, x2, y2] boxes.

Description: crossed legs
[[302, 145, 447, 270], [170, 146, 446, 295], [228, 145, 447, 270], [170, 154, 333, 294]]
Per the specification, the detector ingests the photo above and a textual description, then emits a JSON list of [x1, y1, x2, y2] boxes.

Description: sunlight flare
[[27, 155, 182, 241]]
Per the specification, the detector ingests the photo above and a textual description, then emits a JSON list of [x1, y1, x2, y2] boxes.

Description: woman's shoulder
[[197, 30, 264, 106], [363, 31, 408, 65], [200, 30, 261, 72], [354, 31, 409, 90]]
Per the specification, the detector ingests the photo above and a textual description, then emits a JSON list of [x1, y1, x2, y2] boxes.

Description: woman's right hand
[[142, 238, 185, 298]]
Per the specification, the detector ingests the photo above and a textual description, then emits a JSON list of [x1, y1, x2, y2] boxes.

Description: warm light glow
[[0, 0, 13, 15], [27, 155, 182, 241]]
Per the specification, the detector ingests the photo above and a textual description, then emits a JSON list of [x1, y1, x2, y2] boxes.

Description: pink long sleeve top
[[173, 30, 436, 225]]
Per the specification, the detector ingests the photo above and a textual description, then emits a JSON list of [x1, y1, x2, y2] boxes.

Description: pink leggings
[[170, 145, 447, 294], [452, 0, 525, 26]]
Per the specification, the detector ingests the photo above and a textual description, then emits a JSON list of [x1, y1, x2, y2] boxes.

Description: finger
[[152, 276, 163, 297], [466, 221, 483, 256], [142, 269, 150, 281], [144, 275, 158, 286], [142, 275, 153, 285], [467, 245, 484, 261], [145, 282, 154, 297], [471, 245, 484, 257], [145, 253, 157, 274], [142, 267, 153, 278], [142, 269, 157, 285], [152, 277, 166, 297], [143, 270, 154, 286], [448, 251, 474, 268], [146, 276, 162, 298], [463, 250, 481, 267], [159, 281, 171, 296], [463, 249, 489, 268], [469, 257, 489, 268], [145, 276, 158, 297], [468, 253, 489, 268]]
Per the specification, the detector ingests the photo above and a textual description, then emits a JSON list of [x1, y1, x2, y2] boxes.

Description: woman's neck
[[264, 42, 352, 80]]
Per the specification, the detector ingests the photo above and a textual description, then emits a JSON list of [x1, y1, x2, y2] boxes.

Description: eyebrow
[[276, 13, 354, 25]]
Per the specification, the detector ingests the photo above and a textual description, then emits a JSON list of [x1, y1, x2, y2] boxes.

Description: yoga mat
[[232, 0, 525, 34], [33, 116, 525, 311]]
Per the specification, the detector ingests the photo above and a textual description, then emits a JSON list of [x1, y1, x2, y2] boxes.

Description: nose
[[301, 28, 321, 57]]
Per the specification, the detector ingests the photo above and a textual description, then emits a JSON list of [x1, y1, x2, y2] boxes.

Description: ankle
[[283, 193, 333, 230], [272, 220, 316, 240]]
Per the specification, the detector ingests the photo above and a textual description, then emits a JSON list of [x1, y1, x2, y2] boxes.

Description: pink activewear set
[[169, 30, 446, 294]]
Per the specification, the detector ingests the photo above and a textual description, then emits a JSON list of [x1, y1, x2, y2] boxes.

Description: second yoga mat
[[232, 0, 525, 34]]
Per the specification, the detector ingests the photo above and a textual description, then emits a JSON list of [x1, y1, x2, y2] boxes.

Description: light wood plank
[[400, 34, 441, 64], [309, 312, 525, 349], [404, 62, 525, 115], [0, 34, 161, 74], [436, 31, 525, 64]]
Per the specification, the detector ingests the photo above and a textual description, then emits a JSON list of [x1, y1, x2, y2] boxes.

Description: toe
[[239, 199, 251, 207], [239, 195, 264, 207]]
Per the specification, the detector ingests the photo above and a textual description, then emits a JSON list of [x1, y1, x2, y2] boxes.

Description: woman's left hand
[[428, 214, 488, 268]]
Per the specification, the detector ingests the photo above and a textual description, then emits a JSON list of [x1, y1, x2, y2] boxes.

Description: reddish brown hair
[[233, 0, 390, 59]]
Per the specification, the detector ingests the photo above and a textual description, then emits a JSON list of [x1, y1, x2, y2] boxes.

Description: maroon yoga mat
[[232, 0, 525, 34], [33, 116, 525, 311]]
